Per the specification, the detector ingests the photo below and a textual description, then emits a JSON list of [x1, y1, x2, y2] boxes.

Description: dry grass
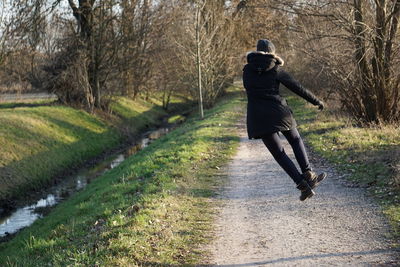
[[287, 91, 400, 243]]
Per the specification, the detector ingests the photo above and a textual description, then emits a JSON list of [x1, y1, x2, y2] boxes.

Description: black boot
[[303, 170, 326, 189], [296, 180, 315, 201]]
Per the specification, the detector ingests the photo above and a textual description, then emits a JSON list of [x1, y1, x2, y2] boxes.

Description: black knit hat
[[256, 39, 275, 53]]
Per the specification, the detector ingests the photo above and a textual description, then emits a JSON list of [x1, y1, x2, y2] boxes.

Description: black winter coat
[[243, 51, 322, 139]]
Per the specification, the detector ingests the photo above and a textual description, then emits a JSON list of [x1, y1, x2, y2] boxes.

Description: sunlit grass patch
[[167, 114, 186, 124], [0, 105, 121, 202], [111, 97, 160, 119]]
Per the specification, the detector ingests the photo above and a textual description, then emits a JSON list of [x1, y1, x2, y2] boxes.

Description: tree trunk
[[372, 0, 387, 122], [196, 1, 204, 120], [353, 0, 376, 122], [69, 0, 100, 108]]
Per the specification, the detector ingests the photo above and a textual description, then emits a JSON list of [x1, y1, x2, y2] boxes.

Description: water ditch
[[0, 123, 177, 239]]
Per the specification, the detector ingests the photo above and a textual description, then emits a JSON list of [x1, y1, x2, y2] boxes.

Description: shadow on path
[[141, 248, 398, 267], [205, 249, 398, 266]]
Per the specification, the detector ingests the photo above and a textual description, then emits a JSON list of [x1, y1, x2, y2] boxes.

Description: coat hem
[[248, 125, 298, 139]]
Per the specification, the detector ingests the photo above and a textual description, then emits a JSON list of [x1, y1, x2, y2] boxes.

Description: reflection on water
[[0, 195, 57, 236], [75, 176, 87, 190], [110, 155, 125, 169], [0, 126, 173, 238]]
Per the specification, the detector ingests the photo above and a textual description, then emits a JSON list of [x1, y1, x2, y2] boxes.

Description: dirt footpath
[[205, 123, 399, 266]]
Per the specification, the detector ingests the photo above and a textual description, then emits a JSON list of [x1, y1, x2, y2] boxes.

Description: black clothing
[[256, 39, 275, 53], [243, 51, 322, 139], [262, 128, 311, 184]]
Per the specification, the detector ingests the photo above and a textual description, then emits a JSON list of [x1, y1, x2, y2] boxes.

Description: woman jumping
[[242, 39, 326, 201]]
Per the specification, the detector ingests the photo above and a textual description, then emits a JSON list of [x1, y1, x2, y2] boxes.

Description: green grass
[[167, 115, 186, 124], [0, 99, 57, 109], [110, 97, 168, 134], [286, 91, 400, 244], [0, 97, 170, 206], [0, 89, 245, 266]]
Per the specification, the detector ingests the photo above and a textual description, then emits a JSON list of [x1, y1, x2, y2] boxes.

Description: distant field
[[0, 92, 57, 102]]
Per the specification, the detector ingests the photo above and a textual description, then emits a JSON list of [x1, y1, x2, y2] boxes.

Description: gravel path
[[0, 92, 56, 102], [205, 122, 398, 266]]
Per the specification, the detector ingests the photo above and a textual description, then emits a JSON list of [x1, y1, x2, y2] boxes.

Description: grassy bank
[[287, 92, 400, 244], [0, 96, 189, 207], [0, 89, 245, 266]]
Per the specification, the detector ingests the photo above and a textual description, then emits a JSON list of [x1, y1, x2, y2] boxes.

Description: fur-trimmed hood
[[246, 51, 284, 73]]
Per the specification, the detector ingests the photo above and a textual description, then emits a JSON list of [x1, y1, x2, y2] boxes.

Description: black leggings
[[262, 128, 311, 184]]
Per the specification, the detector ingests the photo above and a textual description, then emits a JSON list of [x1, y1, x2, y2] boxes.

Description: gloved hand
[[317, 101, 325, 111]]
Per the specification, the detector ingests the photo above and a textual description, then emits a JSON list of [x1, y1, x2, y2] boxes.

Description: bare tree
[[352, 0, 400, 123], [195, 0, 206, 118], [5, 0, 248, 111], [0, 2, 9, 68], [243, 0, 400, 124], [117, 0, 155, 99], [0, 0, 42, 93], [172, 0, 242, 108], [150, 2, 191, 110]]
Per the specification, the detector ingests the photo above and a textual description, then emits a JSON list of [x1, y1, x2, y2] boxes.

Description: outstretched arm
[[277, 70, 323, 108]]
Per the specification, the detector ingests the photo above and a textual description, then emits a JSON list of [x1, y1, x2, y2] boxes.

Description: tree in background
[[118, 0, 156, 99], [150, 1, 190, 110], [352, 0, 400, 123], [232, 0, 291, 52], [258, 0, 400, 124], [5, 0, 399, 122], [173, 0, 243, 108], [0, 0, 43, 94], [0, 2, 11, 69], [2, 0, 248, 111], [4, 0, 159, 110]]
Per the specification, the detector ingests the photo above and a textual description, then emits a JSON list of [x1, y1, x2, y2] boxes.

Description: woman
[[242, 39, 326, 201]]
